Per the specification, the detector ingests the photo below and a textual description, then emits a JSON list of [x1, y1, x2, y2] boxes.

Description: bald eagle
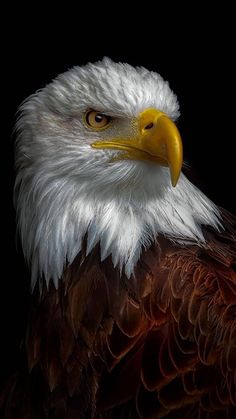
[[1, 58, 236, 418]]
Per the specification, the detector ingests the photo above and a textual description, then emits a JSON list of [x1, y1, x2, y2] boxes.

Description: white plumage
[[15, 57, 221, 288]]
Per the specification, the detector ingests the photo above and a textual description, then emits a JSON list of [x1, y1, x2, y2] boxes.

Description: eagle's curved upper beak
[[91, 108, 183, 187]]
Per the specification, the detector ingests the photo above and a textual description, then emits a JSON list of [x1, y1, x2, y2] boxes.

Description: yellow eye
[[85, 110, 111, 130]]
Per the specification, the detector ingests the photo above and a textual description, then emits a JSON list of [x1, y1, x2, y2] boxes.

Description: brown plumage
[[1, 209, 236, 418]]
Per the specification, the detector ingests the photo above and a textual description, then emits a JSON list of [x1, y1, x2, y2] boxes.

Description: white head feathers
[[14, 57, 221, 288]]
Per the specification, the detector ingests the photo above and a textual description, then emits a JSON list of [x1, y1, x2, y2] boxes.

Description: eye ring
[[84, 110, 112, 130]]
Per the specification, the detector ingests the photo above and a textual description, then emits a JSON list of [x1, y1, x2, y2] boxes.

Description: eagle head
[[15, 57, 220, 288]]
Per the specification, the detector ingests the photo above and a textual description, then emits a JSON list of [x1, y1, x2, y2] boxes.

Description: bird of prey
[[1, 57, 236, 418]]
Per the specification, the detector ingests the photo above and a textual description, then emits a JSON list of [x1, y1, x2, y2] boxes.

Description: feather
[[4, 58, 236, 418]]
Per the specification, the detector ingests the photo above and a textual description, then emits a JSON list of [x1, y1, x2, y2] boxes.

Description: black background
[[1, 12, 235, 386]]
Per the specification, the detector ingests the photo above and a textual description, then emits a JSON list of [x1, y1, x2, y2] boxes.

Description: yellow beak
[[91, 108, 183, 186]]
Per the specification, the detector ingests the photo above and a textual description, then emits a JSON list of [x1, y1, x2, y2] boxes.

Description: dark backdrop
[[1, 19, 235, 387]]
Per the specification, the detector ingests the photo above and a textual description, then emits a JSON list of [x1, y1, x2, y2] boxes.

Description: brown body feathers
[[1, 209, 236, 418]]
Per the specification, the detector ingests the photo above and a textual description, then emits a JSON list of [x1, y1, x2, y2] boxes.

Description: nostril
[[144, 122, 154, 130]]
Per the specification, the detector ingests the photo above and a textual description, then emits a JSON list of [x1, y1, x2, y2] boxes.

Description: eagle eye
[[85, 110, 111, 130]]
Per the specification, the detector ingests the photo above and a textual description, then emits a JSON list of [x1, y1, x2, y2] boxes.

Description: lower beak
[[91, 108, 183, 187]]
